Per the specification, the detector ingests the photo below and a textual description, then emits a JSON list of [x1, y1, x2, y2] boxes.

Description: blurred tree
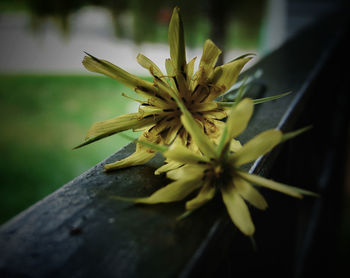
[[22, 0, 267, 59]]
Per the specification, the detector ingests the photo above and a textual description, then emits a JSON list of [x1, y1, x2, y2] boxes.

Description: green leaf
[[281, 126, 312, 143], [228, 69, 263, 92], [217, 91, 292, 108], [233, 76, 249, 105], [176, 210, 195, 221], [230, 53, 256, 62]]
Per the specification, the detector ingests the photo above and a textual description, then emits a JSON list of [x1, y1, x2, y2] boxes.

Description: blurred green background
[[0, 75, 142, 224]]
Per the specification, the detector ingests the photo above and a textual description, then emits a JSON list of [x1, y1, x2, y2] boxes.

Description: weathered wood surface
[[0, 12, 348, 278]]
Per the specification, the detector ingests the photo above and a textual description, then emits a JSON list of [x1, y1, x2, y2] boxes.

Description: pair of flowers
[[76, 7, 316, 236]]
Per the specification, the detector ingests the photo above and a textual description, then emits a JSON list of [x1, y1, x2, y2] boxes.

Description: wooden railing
[[0, 11, 348, 278]]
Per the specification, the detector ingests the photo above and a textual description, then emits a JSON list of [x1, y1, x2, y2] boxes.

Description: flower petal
[[199, 40, 222, 72], [194, 40, 222, 84], [154, 160, 183, 175], [104, 128, 164, 171], [230, 129, 282, 167], [191, 102, 219, 113], [166, 164, 206, 181], [82, 53, 156, 96], [281, 126, 312, 143], [136, 53, 164, 79], [208, 56, 252, 101], [165, 58, 177, 91], [234, 176, 268, 210], [167, 123, 182, 143], [186, 180, 216, 210], [180, 113, 217, 158], [185, 57, 197, 85], [204, 109, 228, 120], [221, 184, 255, 236], [168, 7, 186, 74], [104, 146, 156, 171], [164, 143, 210, 164], [75, 113, 156, 148], [133, 177, 203, 204], [230, 139, 242, 152], [226, 98, 254, 139], [217, 98, 253, 155], [237, 171, 318, 198]]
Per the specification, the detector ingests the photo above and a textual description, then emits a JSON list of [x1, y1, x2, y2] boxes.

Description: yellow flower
[[117, 98, 317, 236], [75, 7, 285, 172]]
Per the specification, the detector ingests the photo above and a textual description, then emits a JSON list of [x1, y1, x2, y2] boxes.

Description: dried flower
[[76, 7, 285, 172], [116, 98, 317, 236]]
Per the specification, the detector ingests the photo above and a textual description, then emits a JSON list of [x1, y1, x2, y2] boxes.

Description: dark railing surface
[[0, 11, 349, 278]]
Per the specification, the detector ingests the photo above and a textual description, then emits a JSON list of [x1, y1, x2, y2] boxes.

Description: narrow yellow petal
[[230, 139, 242, 152], [234, 176, 268, 210], [168, 7, 186, 73], [166, 164, 206, 181], [186, 180, 216, 210], [207, 119, 225, 141], [226, 98, 253, 139], [185, 57, 197, 85], [104, 146, 156, 171], [154, 160, 183, 175], [210, 120, 242, 151], [133, 177, 203, 204], [136, 53, 164, 79], [200, 40, 221, 70], [164, 144, 210, 164], [237, 171, 317, 198], [82, 54, 156, 96], [203, 109, 228, 120], [162, 122, 181, 145], [221, 184, 255, 236], [196, 39, 222, 83], [180, 112, 217, 158], [153, 73, 179, 101], [208, 56, 252, 101], [217, 98, 253, 155], [230, 129, 282, 167], [144, 95, 171, 108], [75, 113, 156, 148], [165, 58, 177, 91], [191, 102, 219, 113], [104, 127, 165, 171], [138, 105, 165, 115]]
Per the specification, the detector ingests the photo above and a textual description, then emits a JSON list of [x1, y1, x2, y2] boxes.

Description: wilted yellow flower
[[75, 7, 283, 172], [117, 98, 317, 236]]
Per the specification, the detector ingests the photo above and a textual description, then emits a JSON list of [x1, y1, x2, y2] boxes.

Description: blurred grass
[[0, 74, 143, 224]]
